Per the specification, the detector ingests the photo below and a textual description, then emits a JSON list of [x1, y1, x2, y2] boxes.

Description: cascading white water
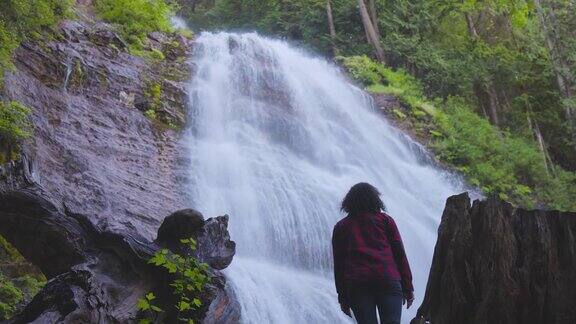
[[187, 32, 466, 323]]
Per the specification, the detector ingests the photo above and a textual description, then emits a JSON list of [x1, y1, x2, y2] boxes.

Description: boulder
[[157, 210, 236, 270]]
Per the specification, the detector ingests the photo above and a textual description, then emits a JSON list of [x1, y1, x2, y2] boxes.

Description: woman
[[332, 182, 414, 324]]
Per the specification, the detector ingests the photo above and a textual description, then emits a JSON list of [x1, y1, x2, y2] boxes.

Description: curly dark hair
[[341, 182, 386, 215]]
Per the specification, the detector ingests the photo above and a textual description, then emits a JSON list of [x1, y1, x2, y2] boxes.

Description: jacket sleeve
[[386, 216, 414, 300], [332, 224, 348, 305]]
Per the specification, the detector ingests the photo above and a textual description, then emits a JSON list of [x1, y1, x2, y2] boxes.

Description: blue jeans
[[348, 281, 403, 324]]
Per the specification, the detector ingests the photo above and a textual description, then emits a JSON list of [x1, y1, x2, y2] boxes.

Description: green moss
[[130, 46, 167, 61], [392, 108, 407, 120], [0, 235, 23, 263], [143, 82, 162, 123], [68, 60, 85, 90], [177, 28, 194, 40], [146, 83, 162, 108], [0, 275, 23, 320], [145, 109, 157, 120]]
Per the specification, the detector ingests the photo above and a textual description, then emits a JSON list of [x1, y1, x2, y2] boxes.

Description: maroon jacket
[[332, 212, 414, 305]]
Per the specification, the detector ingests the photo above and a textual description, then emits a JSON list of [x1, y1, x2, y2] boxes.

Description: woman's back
[[333, 182, 414, 324], [333, 212, 401, 283]]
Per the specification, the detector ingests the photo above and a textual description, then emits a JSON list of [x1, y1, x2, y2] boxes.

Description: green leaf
[[149, 253, 166, 266], [136, 298, 150, 311], [164, 262, 177, 273], [177, 301, 191, 311], [145, 292, 155, 301]]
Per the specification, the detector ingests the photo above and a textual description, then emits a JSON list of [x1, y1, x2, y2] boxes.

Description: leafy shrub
[[341, 56, 434, 115], [94, 0, 174, 52], [0, 22, 19, 84], [0, 0, 72, 84], [0, 101, 32, 142], [0, 101, 32, 163], [342, 55, 576, 211], [138, 238, 210, 324], [337, 55, 381, 85]]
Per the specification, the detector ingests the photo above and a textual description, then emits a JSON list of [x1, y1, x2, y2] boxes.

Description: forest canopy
[[178, 0, 576, 210], [0, 0, 574, 211]]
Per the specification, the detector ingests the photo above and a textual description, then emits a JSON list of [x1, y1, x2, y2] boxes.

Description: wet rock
[[157, 209, 206, 244], [157, 210, 236, 271], [0, 159, 238, 323], [3, 18, 193, 241], [88, 22, 128, 50], [0, 15, 239, 324], [413, 193, 576, 324], [196, 216, 236, 270]]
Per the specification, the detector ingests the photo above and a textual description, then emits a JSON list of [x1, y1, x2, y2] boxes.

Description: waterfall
[[187, 32, 466, 323]]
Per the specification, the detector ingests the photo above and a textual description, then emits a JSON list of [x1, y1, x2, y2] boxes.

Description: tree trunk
[[485, 81, 500, 127], [465, 12, 480, 38], [534, 0, 575, 135], [465, 12, 500, 127], [368, 0, 381, 40], [358, 0, 386, 63], [326, 0, 338, 55], [527, 113, 551, 175]]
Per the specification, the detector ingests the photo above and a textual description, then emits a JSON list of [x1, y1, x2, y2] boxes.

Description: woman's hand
[[340, 302, 351, 317], [403, 292, 414, 309]]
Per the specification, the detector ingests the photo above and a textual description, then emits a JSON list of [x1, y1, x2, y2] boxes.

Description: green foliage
[[94, 0, 175, 54], [0, 236, 46, 321], [183, 0, 576, 174], [143, 82, 162, 121], [0, 274, 45, 320], [342, 56, 433, 115], [0, 22, 19, 84], [138, 238, 210, 323], [145, 109, 157, 120], [0, 274, 23, 320], [343, 55, 576, 211], [337, 55, 381, 85], [0, 101, 32, 163], [0, 0, 69, 162], [0, 0, 72, 84], [0, 101, 32, 142]]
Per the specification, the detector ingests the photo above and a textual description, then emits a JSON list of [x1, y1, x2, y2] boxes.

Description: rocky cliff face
[[3, 19, 191, 240], [0, 15, 240, 323], [413, 193, 576, 324]]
